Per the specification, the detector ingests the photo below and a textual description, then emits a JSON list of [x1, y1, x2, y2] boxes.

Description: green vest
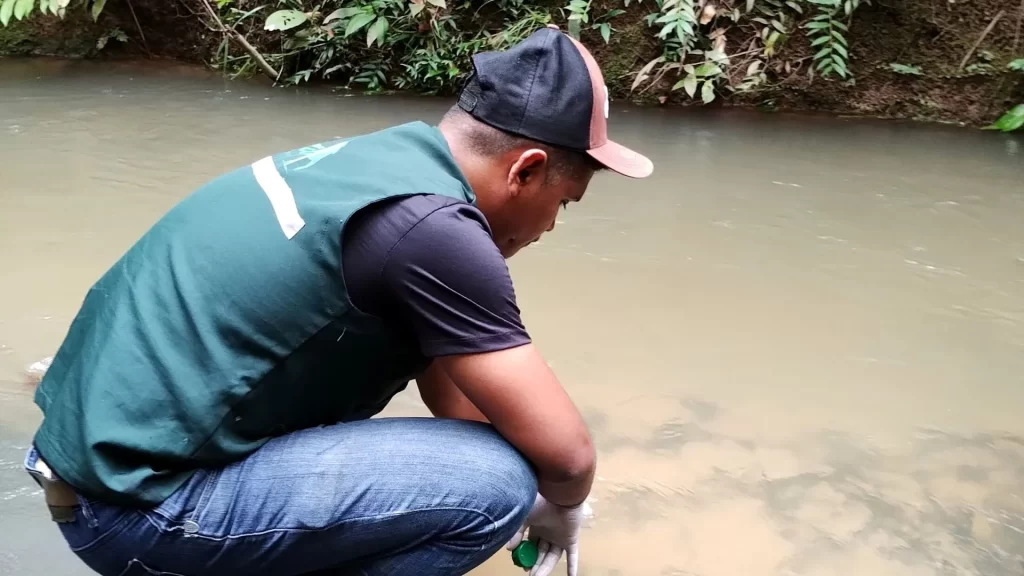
[[33, 122, 475, 506]]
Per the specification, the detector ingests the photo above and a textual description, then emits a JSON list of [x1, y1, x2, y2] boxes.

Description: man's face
[[489, 150, 594, 258]]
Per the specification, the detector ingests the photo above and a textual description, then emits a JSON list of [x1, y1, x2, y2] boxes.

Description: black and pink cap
[[457, 25, 654, 179]]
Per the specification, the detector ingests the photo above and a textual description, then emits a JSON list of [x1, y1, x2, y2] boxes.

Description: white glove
[[506, 494, 589, 576]]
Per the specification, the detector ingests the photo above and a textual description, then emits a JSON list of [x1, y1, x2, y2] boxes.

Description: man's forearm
[[417, 362, 489, 423]]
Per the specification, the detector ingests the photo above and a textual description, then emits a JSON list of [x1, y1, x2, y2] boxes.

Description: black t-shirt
[[342, 194, 531, 358]]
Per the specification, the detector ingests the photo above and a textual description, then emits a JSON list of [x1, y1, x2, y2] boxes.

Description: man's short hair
[[441, 105, 604, 183]]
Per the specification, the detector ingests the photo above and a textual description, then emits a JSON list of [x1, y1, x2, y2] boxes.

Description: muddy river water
[[1, 58, 1023, 576]]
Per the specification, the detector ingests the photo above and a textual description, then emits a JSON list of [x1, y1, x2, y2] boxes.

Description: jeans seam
[[188, 469, 221, 525], [117, 558, 187, 576], [176, 506, 498, 542], [66, 510, 141, 554]]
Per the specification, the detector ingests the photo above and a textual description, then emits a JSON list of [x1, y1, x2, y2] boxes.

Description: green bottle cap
[[511, 540, 539, 568]]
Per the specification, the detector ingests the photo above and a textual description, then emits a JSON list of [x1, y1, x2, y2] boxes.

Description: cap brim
[[587, 139, 653, 179]]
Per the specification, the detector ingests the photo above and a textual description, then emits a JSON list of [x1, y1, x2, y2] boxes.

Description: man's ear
[[506, 149, 549, 197]]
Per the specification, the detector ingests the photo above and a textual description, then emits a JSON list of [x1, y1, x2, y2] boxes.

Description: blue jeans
[[31, 418, 537, 576]]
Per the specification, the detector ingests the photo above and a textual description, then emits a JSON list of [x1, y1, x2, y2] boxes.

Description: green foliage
[[1, 0, 85, 26], [653, 0, 697, 53], [1006, 59, 1024, 72], [94, 24, 124, 49], [264, 9, 307, 31], [629, 0, 865, 105], [244, 0, 551, 91], [564, 0, 589, 39], [888, 62, 922, 76], [804, 0, 849, 79], [564, 1, 624, 45], [987, 104, 1024, 132]]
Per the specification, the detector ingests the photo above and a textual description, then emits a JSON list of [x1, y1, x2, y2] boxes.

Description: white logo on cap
[[604, 84, 610, 119]]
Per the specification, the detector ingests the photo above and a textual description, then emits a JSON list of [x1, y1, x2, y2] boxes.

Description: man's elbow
[[549, 436, 597, 484]]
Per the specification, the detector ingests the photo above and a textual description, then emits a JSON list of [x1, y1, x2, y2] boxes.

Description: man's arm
[[417, 361, 489, 423], [437, 344, 595, 508], [343, 196, 595, 507]]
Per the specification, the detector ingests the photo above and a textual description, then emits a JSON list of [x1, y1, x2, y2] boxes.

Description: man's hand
[[507, 494, 589, 576], [436, 343, 595, 507]]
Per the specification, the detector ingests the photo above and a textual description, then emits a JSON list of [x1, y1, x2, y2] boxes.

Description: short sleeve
[[342, 195, 531, 358]]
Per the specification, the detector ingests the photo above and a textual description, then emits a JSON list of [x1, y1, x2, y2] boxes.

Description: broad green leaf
[[771, 19, 785, 33], [746, 61, 761, 76], [425, 0, 445, 7], [344, 12, 375, 37], [55, 0, 69, 17], [568, 13, 583, 20], [264, 9, 307, 31], [91, 0, 106, 21], [833, 42, 848, 58], [655, 12, 677, 23], [810, 35, 829, 46], [832, 56, 848, 76], [13, 0, 33, 20], [0, 0, 16, 25], [599, 22, 611, 44], [683, 73, 698, 97], [816, 58, 832, 71], [806, 21, 829, 29], [746, 0, 754, 12], [751, 16, 768, 24], [701, 81, 715, 104], [323, 7, 361, 24], [366, 16, 387, 47], [831, 29, 847, 44], [1008, 59, 1024, 72], [786, 1, 802, 12], [765, 30, 780, 54], [814, 46, 831, 59], [832, 20, 848, 30], [410, 2, 424, 16], [606, 9, 626, 17], [988, 105, 1024, 132], [694, 62, 723, 77]]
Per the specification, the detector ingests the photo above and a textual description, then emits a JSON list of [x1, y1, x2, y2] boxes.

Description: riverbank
[[1, 1, 1022, 124]]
